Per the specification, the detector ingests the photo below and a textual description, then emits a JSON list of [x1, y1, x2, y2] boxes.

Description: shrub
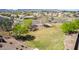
[[72, 20, 79, 29], [0, 18, 13, 31], [1, 13, 11, 17], [12, 23, 28, 36], [61, 22, 77, 34], [12, 19, 32, 36]]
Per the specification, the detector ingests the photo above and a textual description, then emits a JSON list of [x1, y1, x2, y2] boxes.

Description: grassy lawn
[[25, 24, 65, 50]]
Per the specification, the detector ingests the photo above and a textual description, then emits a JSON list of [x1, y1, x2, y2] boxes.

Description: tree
[[0, 18, 13, 31], [61, 21, 77, 34], [12, 19, 32, 36]]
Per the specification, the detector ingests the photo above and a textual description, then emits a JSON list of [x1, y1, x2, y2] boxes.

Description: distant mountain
[[59, 9, 79, 11], [0, 9, 16, 12], [0, 9, 79, 12]]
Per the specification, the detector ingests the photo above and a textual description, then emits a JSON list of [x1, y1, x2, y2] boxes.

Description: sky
[[0, 0, 79, 9]]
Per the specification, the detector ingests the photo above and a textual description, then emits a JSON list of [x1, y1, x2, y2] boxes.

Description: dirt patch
[[0, 36, 32, 50], [64, 33, 78, 50]]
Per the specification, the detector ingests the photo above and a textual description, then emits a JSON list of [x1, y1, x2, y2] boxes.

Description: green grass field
[[26, 24, 65, 50]]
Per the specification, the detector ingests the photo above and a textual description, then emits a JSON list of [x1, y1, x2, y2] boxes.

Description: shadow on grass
[[15, 35, 35, 41]]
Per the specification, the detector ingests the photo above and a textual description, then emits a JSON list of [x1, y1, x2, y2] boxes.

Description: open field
[[26, 24, 65, 50], [0, 9, 78, 50]]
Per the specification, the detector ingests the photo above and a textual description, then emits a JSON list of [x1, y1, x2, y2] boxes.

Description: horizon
[[0, 9, 79, 11]]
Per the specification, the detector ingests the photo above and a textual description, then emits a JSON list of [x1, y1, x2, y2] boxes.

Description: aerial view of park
[[0, 9, 79, 50]]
